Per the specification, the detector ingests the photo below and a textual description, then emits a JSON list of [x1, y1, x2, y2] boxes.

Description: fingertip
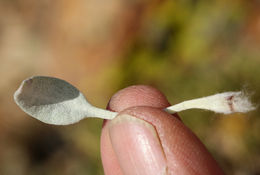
[[101, 85, 224, 175], [101, 85, 171, 175], [107, 85, 170, 112]]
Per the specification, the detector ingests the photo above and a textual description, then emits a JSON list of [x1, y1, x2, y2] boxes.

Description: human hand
[[101, 85, 225, 175]]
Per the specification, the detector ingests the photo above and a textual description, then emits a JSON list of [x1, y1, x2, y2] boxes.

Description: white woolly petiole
[[164, 91, 256, 115]]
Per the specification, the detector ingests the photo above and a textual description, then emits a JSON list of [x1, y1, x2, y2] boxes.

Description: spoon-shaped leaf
[[14, 76, 256, 126], [14, 76, 117, 125]]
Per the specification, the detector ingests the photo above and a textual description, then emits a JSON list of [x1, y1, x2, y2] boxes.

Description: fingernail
[[109, 114, 167, 175]]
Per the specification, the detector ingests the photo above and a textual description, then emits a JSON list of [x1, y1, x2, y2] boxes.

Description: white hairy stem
[[165, 91, 256, 114]]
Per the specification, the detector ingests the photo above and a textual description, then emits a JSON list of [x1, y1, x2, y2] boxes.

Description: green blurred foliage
[[0, 0, 260, 174]]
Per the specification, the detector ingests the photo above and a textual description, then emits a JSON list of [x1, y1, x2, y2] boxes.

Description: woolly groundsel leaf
[[14, 76, 117, 125], [14, 76, 256, 125]]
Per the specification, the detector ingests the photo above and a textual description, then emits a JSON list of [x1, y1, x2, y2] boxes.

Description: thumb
[[108, 109, 167, 174], [100, 85, 224, 175]]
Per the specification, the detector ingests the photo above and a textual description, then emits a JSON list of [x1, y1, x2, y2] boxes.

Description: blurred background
[[0, 0, 260, 174]]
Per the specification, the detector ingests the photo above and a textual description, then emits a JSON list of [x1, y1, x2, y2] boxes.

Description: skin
[[100, 85, 225, 175]]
